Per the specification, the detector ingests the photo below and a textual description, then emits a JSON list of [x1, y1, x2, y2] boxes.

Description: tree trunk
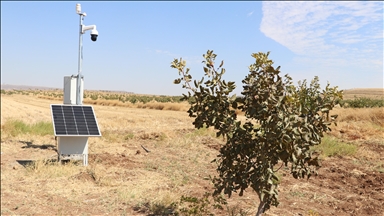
[[255, 201, 266, 216]]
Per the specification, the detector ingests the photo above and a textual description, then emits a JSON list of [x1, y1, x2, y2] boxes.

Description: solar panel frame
[[51, 104, 102, 137]]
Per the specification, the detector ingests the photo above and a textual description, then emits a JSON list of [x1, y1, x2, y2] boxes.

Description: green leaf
[[173, 78, 181, 84], [331, 114, 338, 119], [204, 67, 209, 75], [292, 154, 297, 163], [194, 80, 199, 88], [232, 101, 238, 109]]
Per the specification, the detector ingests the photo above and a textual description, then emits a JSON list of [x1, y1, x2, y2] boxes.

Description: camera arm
[[81, 25, 97, 34]]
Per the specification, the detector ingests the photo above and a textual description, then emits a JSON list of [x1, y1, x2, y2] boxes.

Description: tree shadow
[[16, 158, 59, 167], [132, 202, 178, 216], [19, 140, 56, 152]]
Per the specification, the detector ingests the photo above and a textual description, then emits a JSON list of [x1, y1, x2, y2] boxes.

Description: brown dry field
[[342, 88, 384, 100], [1, 90, 384, 216]]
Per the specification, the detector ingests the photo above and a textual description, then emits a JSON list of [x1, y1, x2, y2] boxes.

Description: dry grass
[[5, 88, 384, 111], [329, 107, 384, 142], [1, 92, 384, 215], [1, 94, 226, 215], [33, 95, 190, 112], [71, 98, 189, 112], [333, 107, 384, 126], [2, 89, 189, 112], [342, 88, 384, 100]]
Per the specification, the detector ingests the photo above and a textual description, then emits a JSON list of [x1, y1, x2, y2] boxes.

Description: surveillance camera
[[90, 29, 98, 42]]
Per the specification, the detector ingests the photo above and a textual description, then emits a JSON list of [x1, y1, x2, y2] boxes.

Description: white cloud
[[260, 1, 383, 64], [247, 11, 254, 17], [155, 49, 173, 56]]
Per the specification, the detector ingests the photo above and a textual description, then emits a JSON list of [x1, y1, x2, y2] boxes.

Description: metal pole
[[76, 14, 84, 105]]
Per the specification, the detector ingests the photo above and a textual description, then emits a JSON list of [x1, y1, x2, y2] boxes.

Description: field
[[1, 88, 384, 215], [342, 88, 384, 100]]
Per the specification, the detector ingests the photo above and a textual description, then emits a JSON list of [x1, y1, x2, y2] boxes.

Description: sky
[[1, 1, 383, 96]]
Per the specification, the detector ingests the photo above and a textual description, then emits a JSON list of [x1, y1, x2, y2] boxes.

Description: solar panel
[[51, 104, 101, 136]]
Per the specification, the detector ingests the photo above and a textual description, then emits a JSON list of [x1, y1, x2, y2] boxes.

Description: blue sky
[[1, 1, 383, 96]]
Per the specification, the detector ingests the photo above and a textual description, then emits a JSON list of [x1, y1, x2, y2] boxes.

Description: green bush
[[339, 97, 384, 108], [90, 94, 98, 100], [32, 121, 55, 136], [312, 135, 357, 157], [2, 119, 53, 137]]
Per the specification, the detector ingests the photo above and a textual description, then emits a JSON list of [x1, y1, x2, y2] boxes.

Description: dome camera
[[90, 29, 98, 42]]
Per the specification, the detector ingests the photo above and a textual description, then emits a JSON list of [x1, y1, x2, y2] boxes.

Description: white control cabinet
[[57, 137, 89, 166], [63, 76, 84, 105]]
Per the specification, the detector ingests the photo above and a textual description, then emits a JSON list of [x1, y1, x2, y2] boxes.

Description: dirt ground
[[1, 94, 384, 216]]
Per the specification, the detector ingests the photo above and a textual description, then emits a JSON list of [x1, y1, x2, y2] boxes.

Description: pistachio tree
[[171, 50, 343, 215]]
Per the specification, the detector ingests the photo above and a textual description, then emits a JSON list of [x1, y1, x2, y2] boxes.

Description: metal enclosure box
[[51, 104, 101, 166], [63, 76, 84, 105], [57, 137, 89, 166]]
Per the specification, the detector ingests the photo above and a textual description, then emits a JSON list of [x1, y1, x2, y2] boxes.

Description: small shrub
[[312, 135, 357, 157], [1, 119, 53, 137], [340, 97, 384, 108], [91, 94, 98, 100], [178, 192, 227, 216], [2, 119, 29, 136], [124, 133, 135, 140], [32, 121, 54, 136]]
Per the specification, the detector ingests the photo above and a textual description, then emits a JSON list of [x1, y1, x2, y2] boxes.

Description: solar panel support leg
[[83, 154, 88, 166]]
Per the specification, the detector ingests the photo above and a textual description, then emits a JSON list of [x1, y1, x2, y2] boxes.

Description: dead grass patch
[[24, 159, 82, 179], [343, 88, 384, 100], [333, 107, 384, 126], [83, 98, 189, 112], [329, 107, 384, 142]]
